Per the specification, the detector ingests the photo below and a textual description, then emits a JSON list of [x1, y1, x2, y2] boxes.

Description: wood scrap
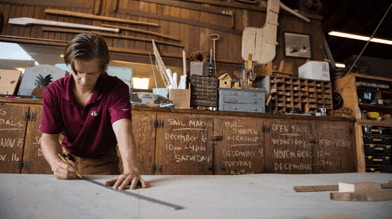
[[294, 180, 392, 192], [294, 185, 338, 192], [295, 181, 392, 201]]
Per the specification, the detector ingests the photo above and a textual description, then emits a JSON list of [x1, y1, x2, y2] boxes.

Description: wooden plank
[[294, 185, 338, 192], [294, 181, 392, 192], [330, 190, 392, 201]]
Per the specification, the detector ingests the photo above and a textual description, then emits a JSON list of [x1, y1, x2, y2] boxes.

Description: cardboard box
[[169, 89, 190, 108], [190, 62, 209, 76], [298, 61, 330, 81]]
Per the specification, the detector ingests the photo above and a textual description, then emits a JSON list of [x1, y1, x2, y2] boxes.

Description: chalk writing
[[161, 117, 212, 172], [224, 150, 257, 158], [32, 136, 41, 145], [274, 162, 312, 171], [0, 108, 6, 116], [0, 118, 24, 131], [37, 148, 44, 156], [0, 138, 24, 148], [271, 123, 310, 133], [0, 153, 20, 162], [174, 154, 210, 163], [168, 119, 213, 128], [273, 149, 312, 159], [225, 160, 252, 168], [319, 139, 351, 148]]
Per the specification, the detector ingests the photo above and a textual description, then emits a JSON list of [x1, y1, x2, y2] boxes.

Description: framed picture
[[284, 32, 311, 58]]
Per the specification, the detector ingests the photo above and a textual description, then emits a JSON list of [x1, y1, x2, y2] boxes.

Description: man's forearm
[[40, 134, 63, 170]]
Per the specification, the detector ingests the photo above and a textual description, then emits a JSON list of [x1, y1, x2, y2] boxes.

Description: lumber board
[[294, 181, 392, 192], [294, 185, 338, 192], [330, 190, 392, 201]]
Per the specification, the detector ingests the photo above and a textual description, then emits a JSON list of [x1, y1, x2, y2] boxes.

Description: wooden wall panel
[[0, 0, 325, 76]]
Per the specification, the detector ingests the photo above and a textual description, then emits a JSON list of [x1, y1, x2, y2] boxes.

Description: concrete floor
[[0, 173, 391, 219]]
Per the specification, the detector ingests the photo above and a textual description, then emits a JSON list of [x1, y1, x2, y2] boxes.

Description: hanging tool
[[241, 0, 280, 64], [208, 33, 221, 77], [9, 17, 119, 33], [242, 0, 310, 64]]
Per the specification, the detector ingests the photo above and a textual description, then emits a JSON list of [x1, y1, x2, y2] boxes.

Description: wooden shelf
[[270, 75, 332, 113], [335, 73, 392, 173]]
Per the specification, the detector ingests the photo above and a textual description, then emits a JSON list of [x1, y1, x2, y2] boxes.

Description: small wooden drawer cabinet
[[218, 88, 266, 113]]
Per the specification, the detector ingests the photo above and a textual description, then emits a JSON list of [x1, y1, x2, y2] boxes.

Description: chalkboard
[[266, 120, 314, 174], [21, 105, 52, 174], [313, 121, 355, 173], [0, 104, 28, 173], [155, 113, 214, 174], [214, 117, 264, 175]]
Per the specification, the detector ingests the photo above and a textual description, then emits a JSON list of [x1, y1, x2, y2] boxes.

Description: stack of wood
[[294, 181, 392, 201]]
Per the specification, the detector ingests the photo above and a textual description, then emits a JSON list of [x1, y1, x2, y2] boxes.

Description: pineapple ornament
[[31, 74, 53, 97]]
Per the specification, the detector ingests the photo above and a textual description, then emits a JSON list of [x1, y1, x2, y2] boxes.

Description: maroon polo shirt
[[39, 73, 132, 158]]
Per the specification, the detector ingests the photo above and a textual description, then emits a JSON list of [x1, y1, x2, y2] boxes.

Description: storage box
[[169, 89, 190, 108], [190, 75, 218, 108], [190, 62, 209, 76], [298, 61, 330, 81]]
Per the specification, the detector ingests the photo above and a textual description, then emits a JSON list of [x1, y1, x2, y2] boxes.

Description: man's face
[[71, 59, 102, 92]]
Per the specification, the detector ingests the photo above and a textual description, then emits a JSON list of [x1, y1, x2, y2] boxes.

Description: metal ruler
[[83, 177, 184, 210]]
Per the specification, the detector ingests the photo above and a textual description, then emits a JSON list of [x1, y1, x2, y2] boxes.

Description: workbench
[[1, 173, 391, 218]]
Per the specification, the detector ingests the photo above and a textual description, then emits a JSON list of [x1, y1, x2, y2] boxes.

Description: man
[[39, 32, 148, 190]]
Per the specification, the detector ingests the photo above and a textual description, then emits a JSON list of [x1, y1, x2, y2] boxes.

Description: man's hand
[[104, 173, 149, 190], [52, 157, 80, 179]]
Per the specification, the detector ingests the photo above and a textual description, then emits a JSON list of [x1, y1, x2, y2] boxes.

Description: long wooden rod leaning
[[44, 9, 159, 27]]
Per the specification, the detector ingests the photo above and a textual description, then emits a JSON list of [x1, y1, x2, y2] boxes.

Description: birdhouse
[[218, 73, 232, 88]]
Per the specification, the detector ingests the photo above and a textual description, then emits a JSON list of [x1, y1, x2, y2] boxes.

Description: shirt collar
[[63, 73, 108, 103]]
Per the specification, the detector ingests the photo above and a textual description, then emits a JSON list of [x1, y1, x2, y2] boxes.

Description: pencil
[[57, 153, 82, 179]]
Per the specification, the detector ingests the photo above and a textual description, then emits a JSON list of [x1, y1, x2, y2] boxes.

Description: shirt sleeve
[[39, 85, 63, 134], [108, 82, 132, 124]]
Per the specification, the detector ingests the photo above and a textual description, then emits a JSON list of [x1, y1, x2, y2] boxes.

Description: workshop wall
[[0, 0, 326, 76]]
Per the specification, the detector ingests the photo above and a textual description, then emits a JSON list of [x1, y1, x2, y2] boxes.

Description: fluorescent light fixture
[[335, 63, 345, 68], [132, 77, 150, 89], [328, 31, 392, 45]]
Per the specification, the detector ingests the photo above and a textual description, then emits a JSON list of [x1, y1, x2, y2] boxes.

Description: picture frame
[[284, 32, 312, 58]]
